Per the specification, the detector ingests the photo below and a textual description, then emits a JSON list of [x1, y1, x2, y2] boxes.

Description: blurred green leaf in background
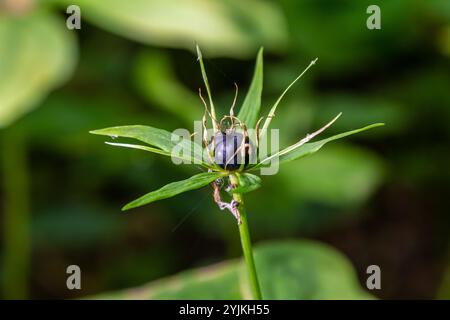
[[94, 240, 372, 300], [56, 0, 288, 57], [0, 8, 77, 127], [0, 3, 77, 299]]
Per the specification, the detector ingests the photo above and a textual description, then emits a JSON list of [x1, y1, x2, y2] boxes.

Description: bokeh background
[[0, 0, 449, 299]]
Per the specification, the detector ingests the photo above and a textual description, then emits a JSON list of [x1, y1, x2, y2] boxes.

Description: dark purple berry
[[211, 132, 253, 170]]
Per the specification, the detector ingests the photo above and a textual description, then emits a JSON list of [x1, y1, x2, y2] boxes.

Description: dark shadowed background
[[0, 0, 449, 299]]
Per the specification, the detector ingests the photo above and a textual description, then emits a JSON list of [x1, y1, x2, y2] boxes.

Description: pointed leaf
[[122, 172, 225, 210], [254, 123, 384, 168], [279, 123, 384, 164], [260, 58, 317, 136], [231, 173, 261, 194], [196, 45, 217, 127], [105, 142, 171, 156], [90, 125, 177, 151], [104, 142, 211, 168], [237, 48, 263, 128], [90, 125, 206, 165]]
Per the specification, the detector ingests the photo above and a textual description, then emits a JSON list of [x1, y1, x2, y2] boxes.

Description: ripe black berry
[[211, 132, 252, 170]]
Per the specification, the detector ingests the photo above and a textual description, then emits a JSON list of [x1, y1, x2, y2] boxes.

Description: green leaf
[[90, 240, 372, 299], [231, 173, 261, 194], [255, 123, 384, 169], [122, 172, 225, 211], [260, 58, 317, 135], [0, 10, 77, 127], [54, 0, 287, 58], [92, 257, 242, 300], [90, 125, 177, 151], [315, 94, 408, 136], [90, 125, 206, 165], [279, 123, 384, 164], [249, 241, 373, 299], [237, 48, 263, 128], [196, 45, 217, 126], [104, 142, 210, 168]]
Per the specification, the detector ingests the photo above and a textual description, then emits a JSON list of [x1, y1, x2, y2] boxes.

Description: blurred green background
[[0, 0, 449, 299]]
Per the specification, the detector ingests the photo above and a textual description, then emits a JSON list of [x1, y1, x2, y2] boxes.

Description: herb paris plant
[[90, 46, 384, 300]]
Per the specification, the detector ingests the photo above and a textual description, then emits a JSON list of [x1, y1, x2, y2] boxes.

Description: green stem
[[230, 175, 262, 300]]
